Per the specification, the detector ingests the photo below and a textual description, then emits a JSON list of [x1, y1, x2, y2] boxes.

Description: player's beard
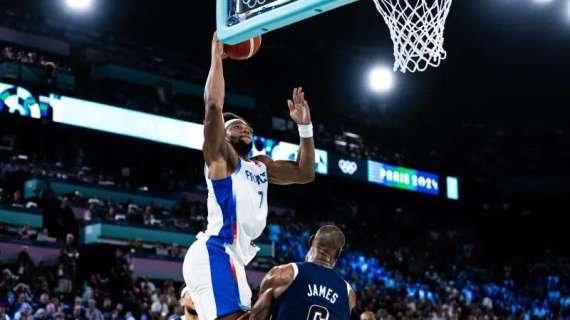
[[185, 307, 198, 317], [231, 139, 253, 155]]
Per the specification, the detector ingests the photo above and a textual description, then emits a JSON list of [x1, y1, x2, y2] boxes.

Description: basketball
[[223, 36, 262, 60]]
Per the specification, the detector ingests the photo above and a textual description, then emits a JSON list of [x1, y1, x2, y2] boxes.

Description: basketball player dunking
[[182, 33, 316, 320], [248, 225, 357, 320]]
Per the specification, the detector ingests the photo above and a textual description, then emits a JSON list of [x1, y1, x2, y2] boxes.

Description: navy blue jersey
[[272, 262, 350, 320]]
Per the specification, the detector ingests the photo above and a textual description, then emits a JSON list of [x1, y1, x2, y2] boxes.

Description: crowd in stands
[[1, 150, 568, 319], [0, 246, 188, 320], [1, 155, 191, 319], [0, 153, 206, 236], [1, 45, 71, 84]]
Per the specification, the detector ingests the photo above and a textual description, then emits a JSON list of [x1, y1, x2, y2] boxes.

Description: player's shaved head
[[307, 225, 346, 267], [313, 225, 345, 252], [223, 112, 245, 123]]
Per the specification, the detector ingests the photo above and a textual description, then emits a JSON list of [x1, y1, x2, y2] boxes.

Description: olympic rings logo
[[338, 160, 358, 175], [241, 0, 267, 9]]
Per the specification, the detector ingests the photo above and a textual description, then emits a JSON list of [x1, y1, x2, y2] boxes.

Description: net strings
[[372, 0, 452, 73]]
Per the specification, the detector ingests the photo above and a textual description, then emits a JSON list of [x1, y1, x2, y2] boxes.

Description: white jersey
[[198, 158, 269, 265]]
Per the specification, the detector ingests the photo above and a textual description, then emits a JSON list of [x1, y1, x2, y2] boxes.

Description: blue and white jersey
[[198, 158, 269, 265]]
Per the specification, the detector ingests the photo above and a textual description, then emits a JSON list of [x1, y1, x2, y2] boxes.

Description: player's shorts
[[182, 236, 251, 320]]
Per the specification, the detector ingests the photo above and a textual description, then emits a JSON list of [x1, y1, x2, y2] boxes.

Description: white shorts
[[182, 237, 252, 320]]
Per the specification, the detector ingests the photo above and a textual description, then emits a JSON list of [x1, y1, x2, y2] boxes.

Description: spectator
[[15, 248, 35, 282], [54, 235, 78, 296], [140, 276, 156, 296], [168, 244, 182, 260], [36, 293, 50, 310], [137, 302, 150, 320], [69, 305, 83, 320], [12, 190, 24, 208], [0, 305, 9, 320], [104, 207, 116, 222], [84, 299, 102, 320], [56, 256, 72, 296], [83, 203, 96, 222], [110, 250, 130, 298], [154, 242, 168, 257], [14, 304, 33, 320], [19, 225, 33, 241], [44, 62, 57, 86], [2, 47, 15, 60], [58, 198, 77, 241], [36, 229, 52, 242], [50, 298, 61, 315], [64, 234, 78, 253], [100, 298, 113, 320], [361, 311, 376, 320], [130, 239, 144, 255], [142, 207, 153, 226], [150, 294, 168, 319], [45, 303, 56, 320], [126, 204, 139, 223], [63, 234, 80, 282]]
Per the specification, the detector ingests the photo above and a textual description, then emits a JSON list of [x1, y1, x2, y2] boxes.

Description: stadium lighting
[[368, 66, 395, 93], [65, 0, 93, 11]]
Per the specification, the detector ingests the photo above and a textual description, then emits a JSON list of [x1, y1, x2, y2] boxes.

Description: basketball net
[[372, 0, 453, 73]]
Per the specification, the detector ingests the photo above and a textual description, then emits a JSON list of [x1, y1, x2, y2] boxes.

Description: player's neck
[[309, 258, 334, 269], [307, 248, 335, 269]]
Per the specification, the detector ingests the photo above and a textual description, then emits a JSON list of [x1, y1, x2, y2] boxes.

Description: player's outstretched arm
[[253, 87, 315, 185], [203, 33, 230, 175], [249, 264, 295, 320]]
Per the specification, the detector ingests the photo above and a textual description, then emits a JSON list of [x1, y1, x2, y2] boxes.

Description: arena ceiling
[[2, 0, 569, 127]]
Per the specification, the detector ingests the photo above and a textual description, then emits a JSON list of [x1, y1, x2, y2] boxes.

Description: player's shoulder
[[251, 154, 273, 165], [270, 263, 295, 275], [266, 263, 296, 284]]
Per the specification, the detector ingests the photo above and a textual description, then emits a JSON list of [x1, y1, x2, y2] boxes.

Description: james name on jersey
[[307, 284, 340, 304]]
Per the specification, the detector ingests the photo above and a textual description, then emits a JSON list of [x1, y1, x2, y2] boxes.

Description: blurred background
[[0, 0, 568, 319]]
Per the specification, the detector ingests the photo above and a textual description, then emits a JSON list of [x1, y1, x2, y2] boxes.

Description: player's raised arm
[[253, 87, 316, 185], [203, 33, 229, 166], [249, 264, 296, 320]]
